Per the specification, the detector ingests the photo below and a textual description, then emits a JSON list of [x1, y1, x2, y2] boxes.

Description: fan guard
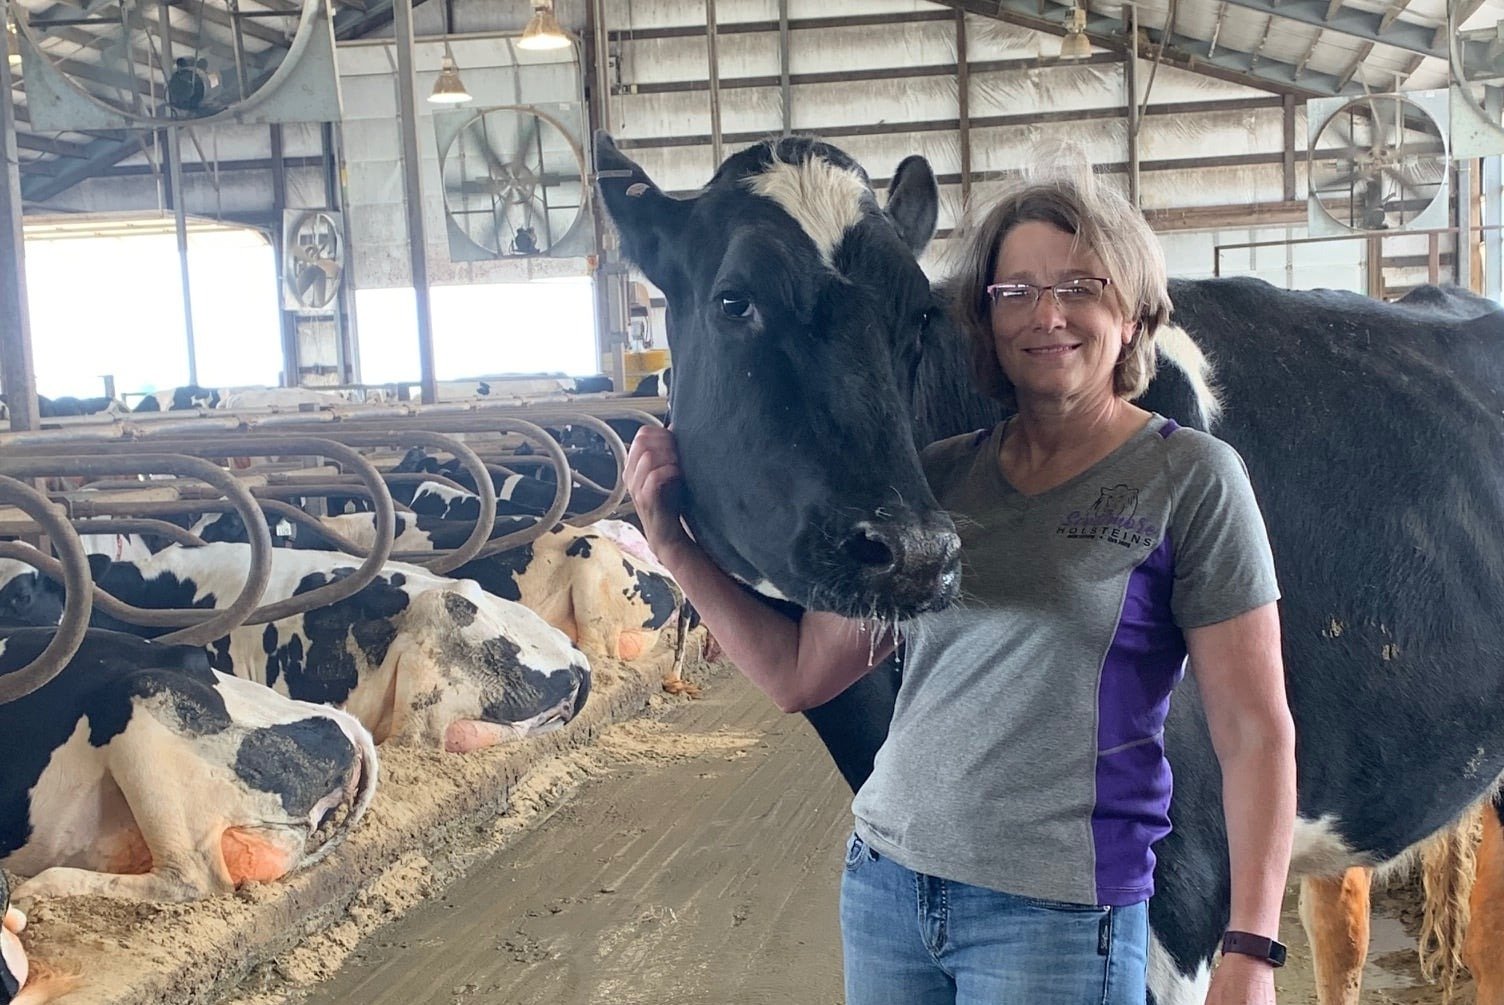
[[437, 104, 589, 261], [1307, 91, 1449, 235], [283, 210, 343, 313]]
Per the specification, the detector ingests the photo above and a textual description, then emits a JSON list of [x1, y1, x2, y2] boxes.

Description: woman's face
[[989, 221, 1135, 409]]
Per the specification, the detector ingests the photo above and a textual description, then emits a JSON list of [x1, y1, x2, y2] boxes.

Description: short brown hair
[[949, 172, 1173, 408]]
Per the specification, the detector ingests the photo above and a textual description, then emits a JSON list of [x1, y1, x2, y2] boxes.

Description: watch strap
[[1221, 930, 1287, 968]]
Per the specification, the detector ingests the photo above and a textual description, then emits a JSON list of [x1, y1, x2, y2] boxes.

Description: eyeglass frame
[[984, 276, 1114, 312]]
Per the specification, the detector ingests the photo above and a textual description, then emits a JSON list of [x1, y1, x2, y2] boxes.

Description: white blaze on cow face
[[1155, 323, 1223, 425], [744, 154, 871, 268]]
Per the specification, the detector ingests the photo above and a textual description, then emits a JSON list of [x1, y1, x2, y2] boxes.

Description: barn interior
[[0, 0, 1501, 1002]]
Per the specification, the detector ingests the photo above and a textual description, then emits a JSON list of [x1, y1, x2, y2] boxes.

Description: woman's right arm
[[625, 426, 892, 712]]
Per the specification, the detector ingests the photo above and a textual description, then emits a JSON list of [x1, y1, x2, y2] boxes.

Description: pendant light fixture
[[517, 1, 572, 50], [1059, 6, 1092, 59]]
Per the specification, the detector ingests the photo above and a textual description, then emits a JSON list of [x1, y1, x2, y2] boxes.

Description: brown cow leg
[[1465, 796, 1504, 1005], [1299, 868, 1372, 1005]]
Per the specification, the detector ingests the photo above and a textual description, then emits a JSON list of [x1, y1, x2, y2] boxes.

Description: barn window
[[23, 221, 281, 397], [353, 277, 598, 384]]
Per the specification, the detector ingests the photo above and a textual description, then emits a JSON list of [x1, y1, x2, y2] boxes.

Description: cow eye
[[718, 292, 754, 320]]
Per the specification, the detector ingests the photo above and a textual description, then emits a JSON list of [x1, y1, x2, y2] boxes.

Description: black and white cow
[[596, 133, 1504, 1004], [131, 385, 221, 412], [0, 544, 591, 753], [0, 627, 377, 903], [301, 510, 682, 668]]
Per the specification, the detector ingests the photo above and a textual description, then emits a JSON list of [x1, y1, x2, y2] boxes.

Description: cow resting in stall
[[0, 543, 591, 753], [595, 132, 1504, 1005], [0, 628, 376, 904], [308, 505, 693, 694]]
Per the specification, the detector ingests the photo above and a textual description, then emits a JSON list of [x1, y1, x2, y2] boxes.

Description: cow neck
[[984, 412, 1167, 502]]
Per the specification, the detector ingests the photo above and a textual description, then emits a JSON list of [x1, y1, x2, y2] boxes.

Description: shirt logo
[[1057, 484, 1161, 549]]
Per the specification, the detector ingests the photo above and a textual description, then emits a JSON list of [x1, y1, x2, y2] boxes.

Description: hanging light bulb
[[1059, 6, 1092, 60], [517, 1, 573, 51], [6, 20, 23, 69], [429, 48, 473, 104]]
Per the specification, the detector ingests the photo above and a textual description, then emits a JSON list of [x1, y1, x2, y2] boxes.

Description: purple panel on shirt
[[1158, 419, 1180, 439], [1092, 532, 1186, 904]]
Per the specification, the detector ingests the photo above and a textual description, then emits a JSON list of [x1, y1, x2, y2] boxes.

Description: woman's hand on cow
[[625, 426, 698, 566], [1203, 954, 1277, 1005]]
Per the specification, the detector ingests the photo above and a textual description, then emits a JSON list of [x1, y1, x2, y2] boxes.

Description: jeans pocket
[[1016, 893, 1109, 914], [844, 832, 867, 871]]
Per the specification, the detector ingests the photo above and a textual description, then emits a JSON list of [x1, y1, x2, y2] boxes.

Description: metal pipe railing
[[0, 477, 94, 703], [0, 453, 274, 646]]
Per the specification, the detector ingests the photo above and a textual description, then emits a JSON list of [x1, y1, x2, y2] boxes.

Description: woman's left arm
[[1186, 601, 1296, 1005]]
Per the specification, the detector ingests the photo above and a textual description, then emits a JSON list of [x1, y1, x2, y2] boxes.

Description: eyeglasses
[[985, 276, 1112, 312]]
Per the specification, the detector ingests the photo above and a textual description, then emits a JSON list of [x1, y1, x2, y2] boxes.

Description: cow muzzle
[[804, 510, 961, 619]]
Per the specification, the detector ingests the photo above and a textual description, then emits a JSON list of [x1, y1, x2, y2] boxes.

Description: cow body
[[317, 512, 680, 664], [0, 544, 591, 753], [0, 628, 376, 902], [596, 134, 1504, 1004]]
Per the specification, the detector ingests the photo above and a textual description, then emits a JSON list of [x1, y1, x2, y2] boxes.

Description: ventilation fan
[[436, 104, 590, 261], [15, 0, 342, 132], [1307, 90, 1449, 236], [1450, 0, 1504, 157], [283, 210, 343, 313]]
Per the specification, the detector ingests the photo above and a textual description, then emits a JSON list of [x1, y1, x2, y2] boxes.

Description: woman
[[624, 167, 1296, 1005]]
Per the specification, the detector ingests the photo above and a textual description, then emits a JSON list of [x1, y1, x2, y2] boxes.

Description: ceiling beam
[[933, 0, 1364, 98], [15, 132, 92, 158], [1336, 39, 1374, 89], [1377, 0, 1412, 32], [1248, 14, 1274, 69], [1214, 0, 1480, 63], [1295, 29, 1321, 78]]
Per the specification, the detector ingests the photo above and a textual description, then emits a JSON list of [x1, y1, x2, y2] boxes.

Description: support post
[[1486, 88, 1502, 302], [957, 9, 971, 206], [270, 124, 300, 387], [1125, 5, 1140, 209], [778, 0, 791, 137], [0, 0, 39, 431], [1459, 158, 1475, 289], [392, 0, 438, 404], [166, 128, 199, 386], [706, 0, 722, 167], [1282, 93, 1296, 202]]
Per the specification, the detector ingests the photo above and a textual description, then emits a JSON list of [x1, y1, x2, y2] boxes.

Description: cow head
[[0, 560, 63, 629], [597, 134, 959, 619], [384, 584, 590, 752]]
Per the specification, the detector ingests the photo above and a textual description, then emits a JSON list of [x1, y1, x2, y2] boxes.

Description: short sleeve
[[1167, 432, 1281, 629]]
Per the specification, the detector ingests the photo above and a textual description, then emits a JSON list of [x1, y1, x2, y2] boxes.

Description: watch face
[[1267, 940, 1288, 967]]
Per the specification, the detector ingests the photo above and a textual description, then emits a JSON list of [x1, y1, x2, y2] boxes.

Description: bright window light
[[355, 278, 598, 384], [23, 227, 281, 397]]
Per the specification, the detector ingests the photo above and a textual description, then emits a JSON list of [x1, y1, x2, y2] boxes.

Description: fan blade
[[466, 118, 508, 179]]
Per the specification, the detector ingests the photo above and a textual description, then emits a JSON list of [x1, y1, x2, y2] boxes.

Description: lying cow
[[0, 544, 591, 753], [0, 627, 376, 903], [311, 513, 682, 673]]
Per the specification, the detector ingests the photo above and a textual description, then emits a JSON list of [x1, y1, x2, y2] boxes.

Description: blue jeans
[[840, 833, 1148, 1005]]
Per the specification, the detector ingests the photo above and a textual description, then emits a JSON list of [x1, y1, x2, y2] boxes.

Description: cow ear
[[885, 155, 939, 256], [595, 131, 696, 293]]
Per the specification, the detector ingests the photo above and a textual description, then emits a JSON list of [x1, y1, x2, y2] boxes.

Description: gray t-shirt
[[851, 415, 1280, 907]]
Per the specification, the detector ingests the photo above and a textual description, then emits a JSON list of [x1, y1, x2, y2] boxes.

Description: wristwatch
[[1221, 931, 1287, 968]]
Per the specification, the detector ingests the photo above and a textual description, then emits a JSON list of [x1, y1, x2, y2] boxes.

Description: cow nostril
[[840, 528, 896, 571]]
